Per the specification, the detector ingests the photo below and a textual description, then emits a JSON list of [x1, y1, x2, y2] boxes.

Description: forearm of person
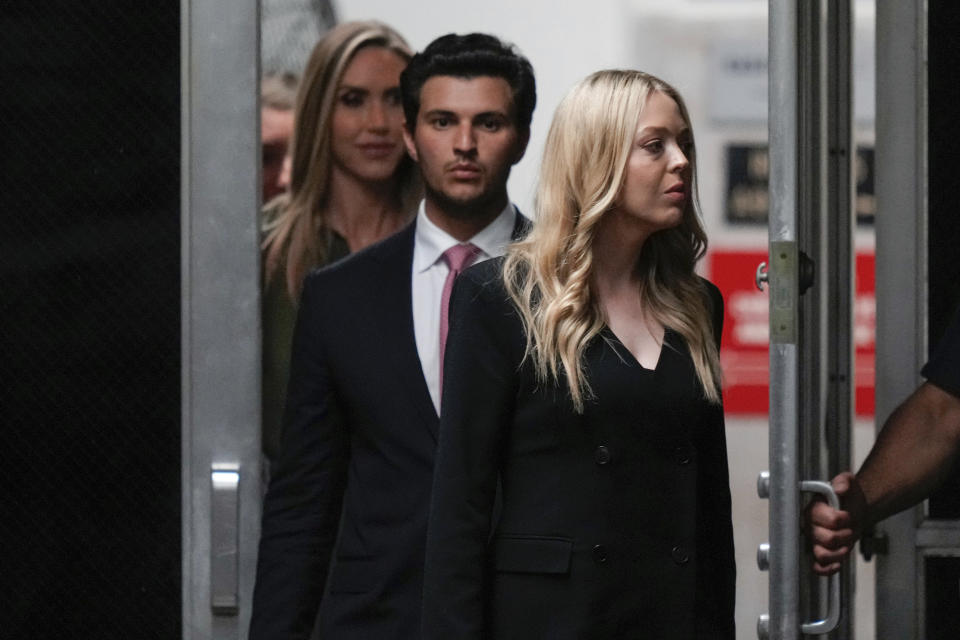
[[857, 381, 960, 525]]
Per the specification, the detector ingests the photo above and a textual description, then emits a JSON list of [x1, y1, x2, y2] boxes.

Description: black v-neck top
[[423, 258, 736, 640]]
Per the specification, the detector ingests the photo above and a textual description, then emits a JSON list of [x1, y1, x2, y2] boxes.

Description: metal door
[[763, 1, 960, 638], [873, 1, 960, 638], [4, 2, 301, 637], [181, 0, 262, 638], [760, 1, 856, 638]]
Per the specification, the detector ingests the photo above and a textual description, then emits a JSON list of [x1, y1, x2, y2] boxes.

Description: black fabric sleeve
[[922, 306, 960, 399], [421, 268, 520, 640], [249, 273, 349, 640]]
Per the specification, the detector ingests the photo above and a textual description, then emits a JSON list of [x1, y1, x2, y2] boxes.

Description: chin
[[662, 207, 684, 227], [445, 188, 485, 203], [357, 164, 403, 183], [428, 186, 501, 219]]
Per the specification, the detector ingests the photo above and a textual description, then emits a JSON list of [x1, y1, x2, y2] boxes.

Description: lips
[[448, 162, 482, 179], [357, 142, 398, 158], [665, 182, 686, 202], [666, 182, 685, 194]]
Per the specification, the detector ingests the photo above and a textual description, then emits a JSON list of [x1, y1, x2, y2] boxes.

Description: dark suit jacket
[[250, 214, 528, 640], [422, 259, 736, 639]]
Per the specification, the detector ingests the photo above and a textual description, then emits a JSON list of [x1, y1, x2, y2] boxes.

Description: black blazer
[[250, 215, 528, 640], [422, 259, 736, 639]]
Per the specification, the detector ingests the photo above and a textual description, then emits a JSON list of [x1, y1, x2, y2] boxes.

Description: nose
[[367, 101, 389, 132], [453, 123, 477, 155], [669, 143, 690, 173]]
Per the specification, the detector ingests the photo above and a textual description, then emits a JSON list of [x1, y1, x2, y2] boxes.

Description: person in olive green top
[[261, 21, 421, 461]]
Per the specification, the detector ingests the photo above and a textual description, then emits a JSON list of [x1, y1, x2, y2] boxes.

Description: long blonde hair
[[262, 21, 419, 300], [503, 69, 721, 412]]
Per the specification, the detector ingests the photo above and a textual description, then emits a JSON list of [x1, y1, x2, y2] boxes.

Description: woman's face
[[612, 90, 692, 235], [330, 46, 408, 185]]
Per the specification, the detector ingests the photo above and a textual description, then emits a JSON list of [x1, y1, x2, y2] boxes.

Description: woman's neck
[[591, 213, 650, 294], [590, 213, 665, 369], [325, 169, 409, 252]]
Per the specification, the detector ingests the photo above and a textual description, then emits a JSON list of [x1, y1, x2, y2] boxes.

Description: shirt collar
[[413, 200, 516, 273]]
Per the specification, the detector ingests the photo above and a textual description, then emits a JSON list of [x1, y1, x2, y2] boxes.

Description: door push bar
[[756, 472, 841, 638]]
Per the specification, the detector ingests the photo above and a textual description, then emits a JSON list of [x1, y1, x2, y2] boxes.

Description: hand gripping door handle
[[799, 480, 841, 634]]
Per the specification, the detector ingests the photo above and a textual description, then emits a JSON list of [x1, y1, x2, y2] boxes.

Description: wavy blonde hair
[[263, 21, 419, 300], [503, 69, 721, 412]]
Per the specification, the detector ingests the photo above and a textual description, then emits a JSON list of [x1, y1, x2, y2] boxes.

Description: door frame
[[874, 1, 927, 637], [181, 1, 262, 637]]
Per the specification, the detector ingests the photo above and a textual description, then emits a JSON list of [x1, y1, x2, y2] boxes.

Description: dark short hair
[[400, 33, 536, 133]]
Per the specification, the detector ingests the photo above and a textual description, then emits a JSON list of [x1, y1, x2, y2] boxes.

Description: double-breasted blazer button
[[674, 446, 691, 465], [594, 445, 612, 465], [592, 544, 608, 564], [671, 545, 690, 566]]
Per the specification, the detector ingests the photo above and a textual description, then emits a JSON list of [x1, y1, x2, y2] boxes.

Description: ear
[[512, 128, 531, 165], [402, 121, 418, 162]]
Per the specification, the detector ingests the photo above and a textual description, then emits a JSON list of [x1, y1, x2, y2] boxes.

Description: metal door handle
[[755, 261, 769, 291], [211, 467, 240, 615], [799, 480, 841, 634], [755, 474, 841, 638]]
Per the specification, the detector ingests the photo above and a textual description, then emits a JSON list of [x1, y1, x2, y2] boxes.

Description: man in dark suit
[[249, 33, 536, 640]]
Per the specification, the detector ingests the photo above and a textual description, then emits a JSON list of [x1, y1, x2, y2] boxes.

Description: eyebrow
[[637, 125, 690, 137], [421, 109, 510, 120], [421, 109, 456, 119], [473, 110, 509, 120], [338, 84, 401, 92]]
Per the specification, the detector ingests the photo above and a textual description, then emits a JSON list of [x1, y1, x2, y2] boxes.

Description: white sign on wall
[[707, 32, 875, 125], [707, 40, 768, 123]]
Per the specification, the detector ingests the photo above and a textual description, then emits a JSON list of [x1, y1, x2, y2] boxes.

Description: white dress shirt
[[412, 200, 518, 413]]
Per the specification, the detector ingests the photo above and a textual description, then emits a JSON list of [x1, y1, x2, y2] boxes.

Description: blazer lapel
[[370, 210, 528, 442], [373, 224, 441, 439]]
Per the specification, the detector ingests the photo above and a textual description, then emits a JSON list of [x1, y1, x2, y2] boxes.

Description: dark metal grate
[[1, 3, 182, 638], [927, 0, 960, 521], [925, 557, 960, 639]]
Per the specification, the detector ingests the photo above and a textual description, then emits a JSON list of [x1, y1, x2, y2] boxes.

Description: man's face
[[261, 106, 295, 201], [403, 75, 528, 218]]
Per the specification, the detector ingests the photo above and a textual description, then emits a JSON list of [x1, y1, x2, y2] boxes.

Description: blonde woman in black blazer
[[423, 70, 735, 639]]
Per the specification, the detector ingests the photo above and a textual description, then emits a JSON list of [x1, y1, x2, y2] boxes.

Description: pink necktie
[[438, 243, 482, 396]]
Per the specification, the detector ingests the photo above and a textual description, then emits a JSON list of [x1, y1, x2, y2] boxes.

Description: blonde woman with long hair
[[422, 70, 735, 639], [261, 21, 420, 460]]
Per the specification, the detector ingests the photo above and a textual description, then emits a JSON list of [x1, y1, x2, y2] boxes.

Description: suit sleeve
[[695, 280, 736, 639], [250, 273, 349, 640], [422, 270, 520, 640]]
